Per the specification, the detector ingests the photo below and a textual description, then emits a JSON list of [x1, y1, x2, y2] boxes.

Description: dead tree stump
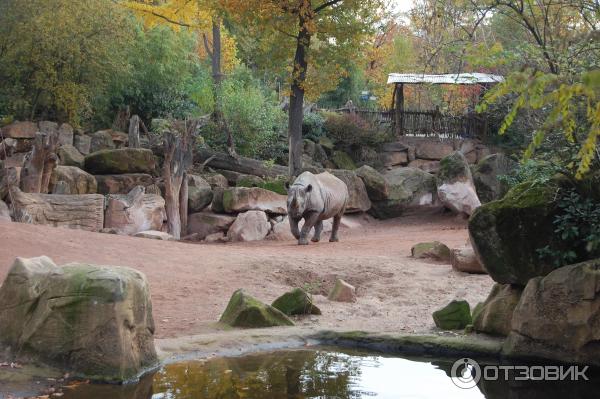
[[20, 131, 59, 193], [163, 124, 196, 239]]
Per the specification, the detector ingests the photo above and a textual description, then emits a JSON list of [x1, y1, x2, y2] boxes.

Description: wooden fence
[[331, 107, 488, 140]]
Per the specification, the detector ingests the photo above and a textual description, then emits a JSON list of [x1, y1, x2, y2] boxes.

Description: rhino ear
[[306, 184, 313, 193], [284, 181, 290, 190]]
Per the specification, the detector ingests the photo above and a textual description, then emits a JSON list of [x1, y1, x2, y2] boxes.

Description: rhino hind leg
[[312, 220, 323, 242], [330, 214, 342, 242]]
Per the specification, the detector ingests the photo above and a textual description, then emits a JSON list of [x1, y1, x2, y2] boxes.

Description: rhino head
[[287, 184, 313, 218]]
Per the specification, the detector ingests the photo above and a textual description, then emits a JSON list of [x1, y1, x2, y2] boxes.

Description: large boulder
[[57, 123, 74, 146], [436, 151, 481, 215], [221, 187, 287, 215], [415, 140, 454, 160], [330, 170, 371, 213], [219, 289, 294, 328], [186, 212, 236, 240], [370, 167, 439, 219], [472, 153, 516, 203], [104, 187, 166, 235], [469, 177, 569, 285], [451, 246, 486, 274], [504, 259, 600, 365], [95, 174, 154, 195], [272, 288, 321, 316], [73, 134, 91, 155], [57, 144, 85, 168], [0, 199, 10, 222], [227, 210, 271, 242], [408, 159, 441, 174], [237, 175, 288, 196], [355, 165, 389, 201], [49, 165, 97, 195], [187, 174, 213, 213], [89, 130, 116, 153], [473, 283, 522, 337], [1, 121, 37, 139], [0, 257, 158, 381], [201, 173, 228, 189], [85, 148, 156, 175], [11, 189, 105, 231]]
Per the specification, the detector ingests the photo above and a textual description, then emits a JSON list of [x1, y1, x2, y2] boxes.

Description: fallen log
[[195, 149, 288, 178]]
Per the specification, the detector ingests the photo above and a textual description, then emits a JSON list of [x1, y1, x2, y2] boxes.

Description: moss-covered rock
[[355, 165, 389, 201], [468, 176, 570, 285], [237, 175, 288, 195], [504, 258, 600, 366], [411, 241, 452, 262], [272, 288, 321, 316], [437, 151, 481, 215], [432, 300, 472, 330], [84, 148, 156, 175], [0, 257, 158, 382], [219, 289, 294, 328], [472, 154, 516, 203], [473, 283, 522, 337], [332, 151, 356, 170]]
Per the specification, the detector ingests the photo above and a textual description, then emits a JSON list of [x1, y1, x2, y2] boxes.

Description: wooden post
[[128, 115, 141, 148], [394, 83, 405, 136]]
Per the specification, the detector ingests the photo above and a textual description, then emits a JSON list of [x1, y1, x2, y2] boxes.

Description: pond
[[59, 348, 599, 399]]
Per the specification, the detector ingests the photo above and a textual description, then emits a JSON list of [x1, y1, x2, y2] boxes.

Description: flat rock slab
[[221, 187, 287, 215], [84, 148, 156, 174], [11, 189, 104, 231], [95, 174, 154, 195]]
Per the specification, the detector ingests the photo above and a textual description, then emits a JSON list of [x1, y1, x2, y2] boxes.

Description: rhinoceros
[[286, 171, 349, 245]]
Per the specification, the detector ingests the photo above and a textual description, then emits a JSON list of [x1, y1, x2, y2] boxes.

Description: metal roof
[[387, 73, 504, 85]]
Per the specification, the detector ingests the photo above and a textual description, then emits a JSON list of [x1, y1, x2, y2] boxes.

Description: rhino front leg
[[312, 220, 323, 242], [330, 214, 342, 242], [289, 217, 301, 240], [299, 212, 319, 245]]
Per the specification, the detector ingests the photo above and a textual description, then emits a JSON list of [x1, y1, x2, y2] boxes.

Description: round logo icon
[[450, 358, 481, 389]]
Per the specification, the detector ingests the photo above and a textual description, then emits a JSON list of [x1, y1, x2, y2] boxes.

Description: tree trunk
[[288, 11, 312, 177], [195, 148, 288, 178], [20, 131, 59, 193], [163, 129, 195, 239], [128, 115, 141, 148], [205, 19, 236, 156], [179, 172, 188, 235]]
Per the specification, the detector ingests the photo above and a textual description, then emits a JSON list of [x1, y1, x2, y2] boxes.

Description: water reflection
[[60, 349, 599, 399]]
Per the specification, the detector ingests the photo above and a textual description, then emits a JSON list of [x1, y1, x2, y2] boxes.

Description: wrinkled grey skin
[[287, 171, 349, 245]]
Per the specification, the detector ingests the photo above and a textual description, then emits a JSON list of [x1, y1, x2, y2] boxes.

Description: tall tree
[[221, 0, 386, 176]]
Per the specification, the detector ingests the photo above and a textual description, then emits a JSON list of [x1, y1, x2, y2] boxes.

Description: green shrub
[[498, 159, 560, 188], [302, 112, 325, 142], [323, 112, 391, 150], [538, 188, 600, 267]]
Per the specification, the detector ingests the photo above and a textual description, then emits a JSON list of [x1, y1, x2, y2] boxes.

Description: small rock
[[219, 289, 294, 328], [134, 230, 175, 241], [203, 232, 229, 243], [411, 241, 452, 262], [328, 279, 356, 303], [227, 211, 271, 242], [432, 300, 472, 330], [272, 288, 321, 316]]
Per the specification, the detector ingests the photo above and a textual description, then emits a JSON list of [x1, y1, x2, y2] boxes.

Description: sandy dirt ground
[[0, 213, 493, 344]]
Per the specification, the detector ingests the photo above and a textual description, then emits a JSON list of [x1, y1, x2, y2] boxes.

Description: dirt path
[[0, 214, 493, 340]]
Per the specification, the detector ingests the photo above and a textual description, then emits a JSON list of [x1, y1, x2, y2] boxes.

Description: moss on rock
[[411, 241, 452, 262], [272, 288, 321, 316], [332, 151, 356, 170], [468, 176, 571, 285], [438, 151, 471, 183], [219, 289, 294, 328], [84, 148, 156, 175], [432, 300, 472, 330]]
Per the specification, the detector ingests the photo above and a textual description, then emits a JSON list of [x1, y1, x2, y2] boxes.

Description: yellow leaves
[[122, 1, 211, 30]]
